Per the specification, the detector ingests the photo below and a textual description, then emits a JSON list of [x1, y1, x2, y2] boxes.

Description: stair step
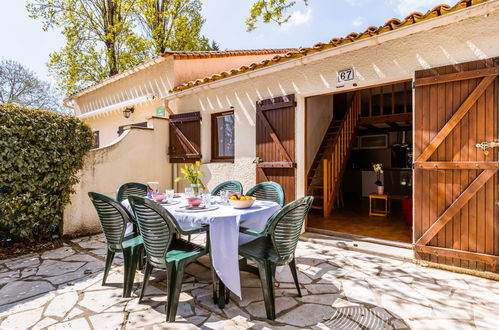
[[313, 195, 324, 199], [308, 185, 323, 189], [310, 205, 323, 210]]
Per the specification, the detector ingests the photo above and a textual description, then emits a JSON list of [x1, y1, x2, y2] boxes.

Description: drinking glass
[[165, 189, 175, 202], [220, 190, 228, 204], [202, 193, 212, 207], [185, 187, 194, 198]]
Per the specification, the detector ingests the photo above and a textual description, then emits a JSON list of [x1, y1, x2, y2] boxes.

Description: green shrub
[[0, 104, 93, 241]]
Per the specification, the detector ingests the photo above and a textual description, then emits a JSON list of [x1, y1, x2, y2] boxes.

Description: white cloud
[[388, 0, 443, 17], [283, 8, 312, 29], [352, 16, 365, 28]]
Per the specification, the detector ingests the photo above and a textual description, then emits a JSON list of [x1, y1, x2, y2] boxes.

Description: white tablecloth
[[122, 199, 280, 299]]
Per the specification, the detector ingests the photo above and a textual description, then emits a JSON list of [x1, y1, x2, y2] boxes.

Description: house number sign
[[337, 68, 355, 83]]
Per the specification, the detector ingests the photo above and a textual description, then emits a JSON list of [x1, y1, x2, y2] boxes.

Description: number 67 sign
[[337, 68, 355, 83]]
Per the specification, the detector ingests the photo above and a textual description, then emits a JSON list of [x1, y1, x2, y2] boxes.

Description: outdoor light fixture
[[123, 107, 134, 118]]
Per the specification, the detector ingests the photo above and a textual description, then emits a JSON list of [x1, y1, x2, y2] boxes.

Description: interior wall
[[306, 94, 334, 172]]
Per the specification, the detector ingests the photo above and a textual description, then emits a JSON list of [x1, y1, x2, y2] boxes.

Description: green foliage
[[0, 104, 93, 241], [246, 0, 308, 31], [27, 0, 151, 95], [27, 0, 218, 95], [137, 0, 216, 54]]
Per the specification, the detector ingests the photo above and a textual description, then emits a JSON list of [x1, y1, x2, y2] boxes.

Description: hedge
[[0, 104, 93, 241]]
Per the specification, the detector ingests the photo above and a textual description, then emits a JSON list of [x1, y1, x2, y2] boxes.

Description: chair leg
[[139, 262, 153, 303], [166, 261, 186, 322], [289, 258, 302, 297], [123, 247, 138, 298], [137, 245, 145, 271], [257, 260, 276, 320], [102, 249, 115, 285]]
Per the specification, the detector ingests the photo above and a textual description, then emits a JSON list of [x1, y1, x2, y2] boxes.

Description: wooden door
[[413, 58, 499, 273], [256, 94, 296, 204]]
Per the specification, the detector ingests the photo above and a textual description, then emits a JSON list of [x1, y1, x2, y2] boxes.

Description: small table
[[121, 198, 280, 305], [369, 193, 390, 216]]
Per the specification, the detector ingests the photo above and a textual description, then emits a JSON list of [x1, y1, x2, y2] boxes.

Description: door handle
[[475, 140, 499, 156]]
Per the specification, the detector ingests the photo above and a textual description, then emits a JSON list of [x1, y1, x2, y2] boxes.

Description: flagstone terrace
[[1, 233, 497, 329]]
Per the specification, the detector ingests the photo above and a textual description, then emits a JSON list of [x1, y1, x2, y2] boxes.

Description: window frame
[[211, 110, 235, 162]]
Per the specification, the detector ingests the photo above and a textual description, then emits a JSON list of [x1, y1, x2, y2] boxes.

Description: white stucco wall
[[63, 117, 172, 236], [306, 95, 334, 172], [75, 59, 175, 115], [167, 4, 499, 200], [83, 99, 165, 146]]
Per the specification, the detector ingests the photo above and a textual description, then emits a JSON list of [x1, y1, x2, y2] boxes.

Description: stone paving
[[0, 233, 498, 329]]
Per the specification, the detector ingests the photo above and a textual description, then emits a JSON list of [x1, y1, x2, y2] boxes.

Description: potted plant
[[373, 163, 384, 195], [175, 161, 206, 206]]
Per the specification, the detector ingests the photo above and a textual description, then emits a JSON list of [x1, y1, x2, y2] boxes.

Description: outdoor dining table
[[121, 197, 281, 305]]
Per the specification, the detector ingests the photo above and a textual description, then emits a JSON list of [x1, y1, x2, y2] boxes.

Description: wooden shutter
[[169, 111, 202, 163], [413, 58, 499, 273], [117, 121, 148, 135], [256, 94, 296, 203]]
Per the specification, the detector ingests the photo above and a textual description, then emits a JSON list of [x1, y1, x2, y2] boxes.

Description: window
[[211, 111, 234, 161]]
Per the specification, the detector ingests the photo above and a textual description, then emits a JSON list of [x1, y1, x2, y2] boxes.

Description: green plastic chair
[[128, 195, 209, 322], [211, 180, 243, 196], [238, 196, 313, 320], [246, 182, 285, 206], [88, 192, 144, 298], [116, 182, 149, 202]]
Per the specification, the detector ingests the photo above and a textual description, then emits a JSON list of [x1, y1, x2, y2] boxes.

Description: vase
[[377, 185, 384, 195], [190, 184, 203, 197]]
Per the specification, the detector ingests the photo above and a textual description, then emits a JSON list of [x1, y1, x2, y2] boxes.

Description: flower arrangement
[[373, 163, 383, 186], [175, 161, 205, 196]]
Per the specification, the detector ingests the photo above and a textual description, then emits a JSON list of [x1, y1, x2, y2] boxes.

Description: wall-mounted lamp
[[123, 107, 134, 118]]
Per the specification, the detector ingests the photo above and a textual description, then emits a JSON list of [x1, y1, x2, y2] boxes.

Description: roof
[[66, 49, 296, 101], [163, 49, 298, 60], [171, 0, 490, 93]]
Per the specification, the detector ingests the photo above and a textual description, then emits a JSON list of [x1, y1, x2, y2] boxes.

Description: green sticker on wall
[[156, 107, 165, 117]]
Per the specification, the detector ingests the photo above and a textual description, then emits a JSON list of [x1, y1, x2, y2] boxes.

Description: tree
[[27, 0, 150, 95], [137, 0, 216, 54], [0, 60, 62, 112], [28, 0, 218, 95], [246, 0, 308, 31]]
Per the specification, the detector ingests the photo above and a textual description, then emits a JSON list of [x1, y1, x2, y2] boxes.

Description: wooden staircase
[[307, 92, 361, 217]]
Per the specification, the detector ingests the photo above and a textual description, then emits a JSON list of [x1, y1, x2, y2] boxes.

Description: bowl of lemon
[[228, 193, 255, 209]]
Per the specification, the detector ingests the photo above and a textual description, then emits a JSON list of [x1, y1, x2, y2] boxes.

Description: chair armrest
[[179, 224, 209, 236], [239, 226, 266, 237]]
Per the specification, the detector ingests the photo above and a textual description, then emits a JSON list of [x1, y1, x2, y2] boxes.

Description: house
[[65, 49, 297, 146], [65, 0, 499, 276]]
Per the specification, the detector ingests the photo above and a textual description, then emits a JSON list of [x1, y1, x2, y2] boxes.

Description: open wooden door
[[256, 95, 296, 204], [413, 58, 499, 273]]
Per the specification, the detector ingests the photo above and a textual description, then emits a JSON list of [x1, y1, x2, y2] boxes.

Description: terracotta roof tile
[[171, 0, 489, 93], [163, 48, 298, 59]]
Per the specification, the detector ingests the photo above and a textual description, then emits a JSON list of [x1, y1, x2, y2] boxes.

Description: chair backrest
[[128, 195, 179, 268], [267, 196, 313, 264], [116, 182, 149, 202], [88, 192, 132, 250], [211, 180, 243, 196], [246, 182, 285, 206]]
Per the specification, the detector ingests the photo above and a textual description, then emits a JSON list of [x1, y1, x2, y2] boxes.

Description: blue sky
[[0, 0, 445, 84]]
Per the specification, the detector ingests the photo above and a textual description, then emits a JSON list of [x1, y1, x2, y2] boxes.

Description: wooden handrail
[[323, 92, 361, 217]]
